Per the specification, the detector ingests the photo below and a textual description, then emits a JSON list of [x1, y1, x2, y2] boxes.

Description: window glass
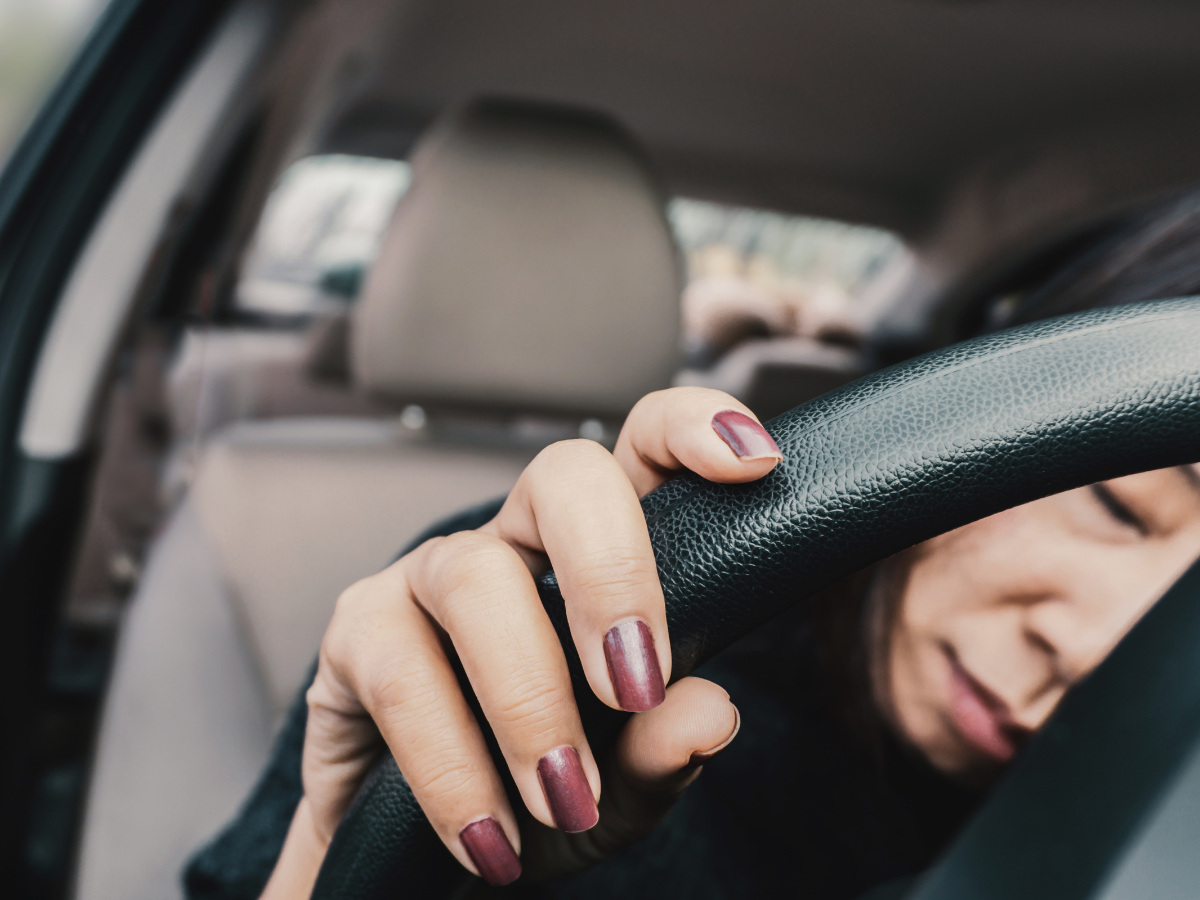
[[669, 197, 902, 293], [237, 154, 412, 317], [160, 155, 410, 466], [0, 0, 110, 167], [668, 198, 906, 362]]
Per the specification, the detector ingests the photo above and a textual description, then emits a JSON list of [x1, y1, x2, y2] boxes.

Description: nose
[[1022, 597, 1134, 687]]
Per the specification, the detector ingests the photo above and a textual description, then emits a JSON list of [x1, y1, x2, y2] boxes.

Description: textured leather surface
[[313, 298, 1200, 899]]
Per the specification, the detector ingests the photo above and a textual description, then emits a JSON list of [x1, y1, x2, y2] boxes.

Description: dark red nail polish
[[604, 620, 666, 711], [537, 746, 598, 833], [459, 817, 522, 886], [712, 410, 781, 459]]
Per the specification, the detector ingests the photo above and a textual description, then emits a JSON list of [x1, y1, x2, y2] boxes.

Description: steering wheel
[[312, 298, 1200, 900]]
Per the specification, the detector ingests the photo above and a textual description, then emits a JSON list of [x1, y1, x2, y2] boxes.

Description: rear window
[[669, 198, 902, 293], [668, 198, 905, 359]]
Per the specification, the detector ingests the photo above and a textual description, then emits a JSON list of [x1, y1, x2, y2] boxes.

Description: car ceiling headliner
[[301, 0, 1200, 233]]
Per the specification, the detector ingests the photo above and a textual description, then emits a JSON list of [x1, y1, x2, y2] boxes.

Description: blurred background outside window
[[669, 198, 904, 366], [0, 0, 110, 167], [236, 154, 413, 317]]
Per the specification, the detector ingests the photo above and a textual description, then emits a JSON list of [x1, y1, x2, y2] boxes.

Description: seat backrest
[[351, 99, 682, 418], [190, 418, 533, 716]]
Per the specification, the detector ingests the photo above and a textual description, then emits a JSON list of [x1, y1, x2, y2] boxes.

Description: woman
[[187, 192, 1200, 900]]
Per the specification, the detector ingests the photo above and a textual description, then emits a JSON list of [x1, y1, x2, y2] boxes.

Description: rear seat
[[74, 100, 681, 900]]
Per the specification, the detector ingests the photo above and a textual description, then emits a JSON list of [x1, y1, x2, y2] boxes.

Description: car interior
[[5, 1, 1200, 898]]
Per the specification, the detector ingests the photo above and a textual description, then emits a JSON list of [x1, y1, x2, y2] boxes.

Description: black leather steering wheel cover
[[313, 298, 1200, 900]]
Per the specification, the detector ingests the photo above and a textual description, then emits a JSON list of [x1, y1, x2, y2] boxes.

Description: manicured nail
[[712, 410, 781, 459], [459, 817, 522, 886], [604, 620, 666, 712], [537, 746, 599, 832], [686, 705, 741, 768]]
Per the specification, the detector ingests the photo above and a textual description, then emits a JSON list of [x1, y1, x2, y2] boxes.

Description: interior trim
[[18, 0, 270, 459]]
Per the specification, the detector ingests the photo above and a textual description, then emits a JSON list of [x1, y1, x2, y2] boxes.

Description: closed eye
[[1090, 483, 1149, 536]]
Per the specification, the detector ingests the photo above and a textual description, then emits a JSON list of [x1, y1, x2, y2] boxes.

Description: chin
[[896, 706, 1005, 787], [926, 730, 1007, 787]]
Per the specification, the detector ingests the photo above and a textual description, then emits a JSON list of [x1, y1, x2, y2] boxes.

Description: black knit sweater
[[184, 499, 978, 900]]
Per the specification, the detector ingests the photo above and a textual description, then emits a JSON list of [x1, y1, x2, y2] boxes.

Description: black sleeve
[[183, 496, 508, 900]]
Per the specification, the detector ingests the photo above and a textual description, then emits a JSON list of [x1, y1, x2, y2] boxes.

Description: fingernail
[[711, 410, 781, 460], [604, 620, 666, 712], [459, 817, 522, 886], [686, 705, 741, 768], [537, 746, 599, 832]]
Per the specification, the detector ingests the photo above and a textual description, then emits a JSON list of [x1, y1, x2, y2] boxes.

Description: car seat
[[73, 99, 681, 900]]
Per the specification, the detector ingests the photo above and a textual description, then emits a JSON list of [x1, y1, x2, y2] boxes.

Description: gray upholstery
[[352, 102, 682, 417], [76, 422, 533, 900], [75, 503, 272, 900], [190, 418, 534, 719]]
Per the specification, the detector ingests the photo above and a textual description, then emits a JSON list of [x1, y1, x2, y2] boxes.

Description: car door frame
[[0, 0, 239, 890]]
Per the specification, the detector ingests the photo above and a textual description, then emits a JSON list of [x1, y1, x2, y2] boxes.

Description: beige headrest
[[351, 101, 682, 417]]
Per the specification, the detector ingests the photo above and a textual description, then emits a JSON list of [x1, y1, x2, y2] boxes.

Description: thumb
[[522, 678, 739, 880], [614, 676, 740, 799]]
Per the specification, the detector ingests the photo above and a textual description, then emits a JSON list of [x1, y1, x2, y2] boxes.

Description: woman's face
[[886, 465, 1200, 782]]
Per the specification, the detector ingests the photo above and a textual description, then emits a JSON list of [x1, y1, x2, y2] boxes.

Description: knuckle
[[332, 574, 380, 617], [379, 717, 482, 805], [324, 573, 395, 653], [428, 530, 510, 574], [427, 532, 524, 607], [571, 548, 659, 596], [410, 753, 480, 807], [532, 437, 612, 473], [367, 660, 443, 721], [488, 670, 568, 738], [628, 387, 691, 421], [663, 385, 710, 404], [526, 441, 626, 502]]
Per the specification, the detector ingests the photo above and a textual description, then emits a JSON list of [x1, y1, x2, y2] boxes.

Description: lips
[[946, 655, 1020, 763]]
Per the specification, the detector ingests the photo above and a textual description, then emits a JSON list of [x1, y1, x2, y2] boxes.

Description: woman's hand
[[262, 388, 782, 895]]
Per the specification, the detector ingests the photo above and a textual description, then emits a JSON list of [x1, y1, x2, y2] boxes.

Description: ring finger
[[402, 531, 602, 834]]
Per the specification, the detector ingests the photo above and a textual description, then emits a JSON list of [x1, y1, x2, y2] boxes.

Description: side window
[[165, 154, 410, 471], [237, 154, 411, 317], [0, 0, 111, 167]]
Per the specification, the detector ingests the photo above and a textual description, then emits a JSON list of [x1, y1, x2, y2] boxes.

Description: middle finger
[[481, 439, 671, 714], [405, 531, 602, 833]]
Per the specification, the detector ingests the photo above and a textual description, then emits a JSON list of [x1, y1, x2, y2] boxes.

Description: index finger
[[614, 388, 782, 496]]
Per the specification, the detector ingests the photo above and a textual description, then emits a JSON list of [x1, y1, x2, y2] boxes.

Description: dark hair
[[999, 188, 1200, 327], [828, 185, 1200, 759]]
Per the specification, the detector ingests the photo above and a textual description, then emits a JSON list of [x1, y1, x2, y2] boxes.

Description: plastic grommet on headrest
[[351, 98, 682, 419]]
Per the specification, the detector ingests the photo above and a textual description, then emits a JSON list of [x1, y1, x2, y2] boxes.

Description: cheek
[[901, 508, 1054, 634], [886, 595, 962, 770], [882, 555, 963, 765], [883, 514, 1044, 769]]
